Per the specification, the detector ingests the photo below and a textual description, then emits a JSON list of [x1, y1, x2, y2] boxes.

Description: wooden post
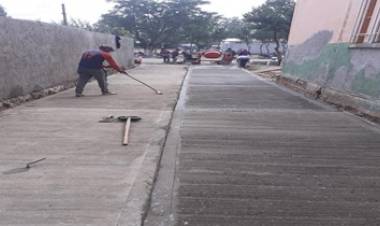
[[61, 3, 68, 26]]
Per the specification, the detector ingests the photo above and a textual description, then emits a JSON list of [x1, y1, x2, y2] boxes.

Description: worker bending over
[[75, 45, 125, 97]]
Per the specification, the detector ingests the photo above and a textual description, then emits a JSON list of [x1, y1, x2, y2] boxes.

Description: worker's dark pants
[[75, 68, 108, 95], [238, 58, 250, 68], [163, 56, 170, 63]]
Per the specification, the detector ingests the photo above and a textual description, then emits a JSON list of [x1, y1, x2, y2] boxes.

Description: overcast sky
[[0, 0, 266, 23]]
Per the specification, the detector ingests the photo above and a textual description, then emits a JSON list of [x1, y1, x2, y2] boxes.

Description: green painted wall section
[[283, 43, 351, 80], [283, 43, 380, 99], [352, 71, 380, 98]]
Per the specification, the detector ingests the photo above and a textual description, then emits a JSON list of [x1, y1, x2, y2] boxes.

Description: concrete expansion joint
[[139, 67, 190, 226], [142, 66, 192, 226]]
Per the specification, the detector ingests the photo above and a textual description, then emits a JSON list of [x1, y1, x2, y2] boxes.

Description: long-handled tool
[[99, 115, 142, 146], [3, 158, 47, 175], [26, 158, 47, 169], [121, 71, 163, 95], [123, 116, 132, 146], [118, 116, 142, 146]]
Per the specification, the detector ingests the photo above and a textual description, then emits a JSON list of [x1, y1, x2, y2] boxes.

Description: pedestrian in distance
[[171, 48, 179, 63], [160, 48, 170, 63], [237, 49, 250, 68], [221, 48, 235, 65], [75, 45, 125, 97]]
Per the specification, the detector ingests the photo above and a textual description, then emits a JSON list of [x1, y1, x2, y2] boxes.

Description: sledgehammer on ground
[[99, 115, 142, 146]]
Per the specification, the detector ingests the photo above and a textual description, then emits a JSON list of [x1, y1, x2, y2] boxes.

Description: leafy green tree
[[99, 0, 171, 51], [238, 23, 254, 48], [70, 19, 96, 31], [251, 30, 273, 55], [181, 12, 223, 49], [0, 5, 7, 17], [218, 18, 255, 49], [95, 14, 130, 36], [220, 17, 245, 39], [210, 18, 229, 47], [166, 0, 217, 49], [98, 0, 219, 52], [244, 0, 295, 64]]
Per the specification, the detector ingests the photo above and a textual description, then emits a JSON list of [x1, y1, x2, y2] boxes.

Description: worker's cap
[[99, 45, 115, 52]]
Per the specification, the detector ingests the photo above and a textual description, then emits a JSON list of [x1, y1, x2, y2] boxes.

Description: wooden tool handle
[[122, 117, 132, 146]]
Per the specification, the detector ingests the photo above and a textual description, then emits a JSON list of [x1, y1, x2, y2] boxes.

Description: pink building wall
[[288, 0, 365, 45], [283, 0, 380, 114]]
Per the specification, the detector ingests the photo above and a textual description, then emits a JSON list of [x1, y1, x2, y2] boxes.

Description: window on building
[[352, 0, 379, 43], [374, 11, 380, 42]]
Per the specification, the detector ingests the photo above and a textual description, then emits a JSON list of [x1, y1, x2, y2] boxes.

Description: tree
[[98, 0, 218, 53], [70, 19, 96, 31], [217, 18, 256, 50], [238, 23, 254, 50], [220, 17, 245, 39], [165, 0, 218, 49], [244, 0, 295, 64], [181, 12, 223, 49], [0, 5, 7, 17], [99, 0, 170, 52], [251, 30, 273, 56], [211, 18, 229, 47]]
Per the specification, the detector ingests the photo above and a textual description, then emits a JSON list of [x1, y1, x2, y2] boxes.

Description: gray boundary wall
[[0, 17, 134, 99]]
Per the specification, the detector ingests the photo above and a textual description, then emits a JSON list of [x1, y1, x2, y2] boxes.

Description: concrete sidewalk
[[0, 63, 186, 225], [145, 66, 380, 226]]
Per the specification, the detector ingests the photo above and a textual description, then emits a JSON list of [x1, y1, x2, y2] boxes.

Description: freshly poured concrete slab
[[0, 63, 186, 226], [145, 66, 380, 226]]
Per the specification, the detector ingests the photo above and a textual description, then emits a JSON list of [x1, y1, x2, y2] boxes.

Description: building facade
[[283, 0, 380, 117]]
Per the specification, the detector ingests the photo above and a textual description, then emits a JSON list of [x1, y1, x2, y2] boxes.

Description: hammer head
[[118, 116, 142, 122], [99, 115, 142, 123]]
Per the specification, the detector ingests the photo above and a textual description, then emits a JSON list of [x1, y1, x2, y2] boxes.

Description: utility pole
[[61, 3, 68, 25]]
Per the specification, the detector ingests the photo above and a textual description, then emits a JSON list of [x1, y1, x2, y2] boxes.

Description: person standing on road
[[75, 45, 125, 97], [237, 49, 250, 68], [171, 48, 179, 63], [160, 48, 170, 63]]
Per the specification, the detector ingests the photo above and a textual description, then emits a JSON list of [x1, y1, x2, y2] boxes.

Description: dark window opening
[[356, 0, 378, 43]]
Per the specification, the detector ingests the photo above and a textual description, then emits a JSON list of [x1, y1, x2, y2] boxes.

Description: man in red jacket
[[75, 45, 125, 97]]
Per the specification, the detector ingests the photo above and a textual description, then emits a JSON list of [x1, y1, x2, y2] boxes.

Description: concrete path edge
[[116, 67, 190, 226]]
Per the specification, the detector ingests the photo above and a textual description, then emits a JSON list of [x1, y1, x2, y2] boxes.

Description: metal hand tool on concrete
[[121, 71, 163, 95], [3, 158, 47, 175], [99, 115, 142, 146], [26, 158, 47, 168]]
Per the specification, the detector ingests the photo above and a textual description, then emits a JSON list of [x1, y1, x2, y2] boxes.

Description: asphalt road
[[145, 65, 380, 226]]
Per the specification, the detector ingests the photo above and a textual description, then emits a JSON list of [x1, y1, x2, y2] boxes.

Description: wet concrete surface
[[145, 66, 380, 226], [0, 63, 186, 226]]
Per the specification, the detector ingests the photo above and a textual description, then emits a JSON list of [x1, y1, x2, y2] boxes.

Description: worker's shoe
[[102, 91, 117, 96], [75, 93, 84, 97]]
